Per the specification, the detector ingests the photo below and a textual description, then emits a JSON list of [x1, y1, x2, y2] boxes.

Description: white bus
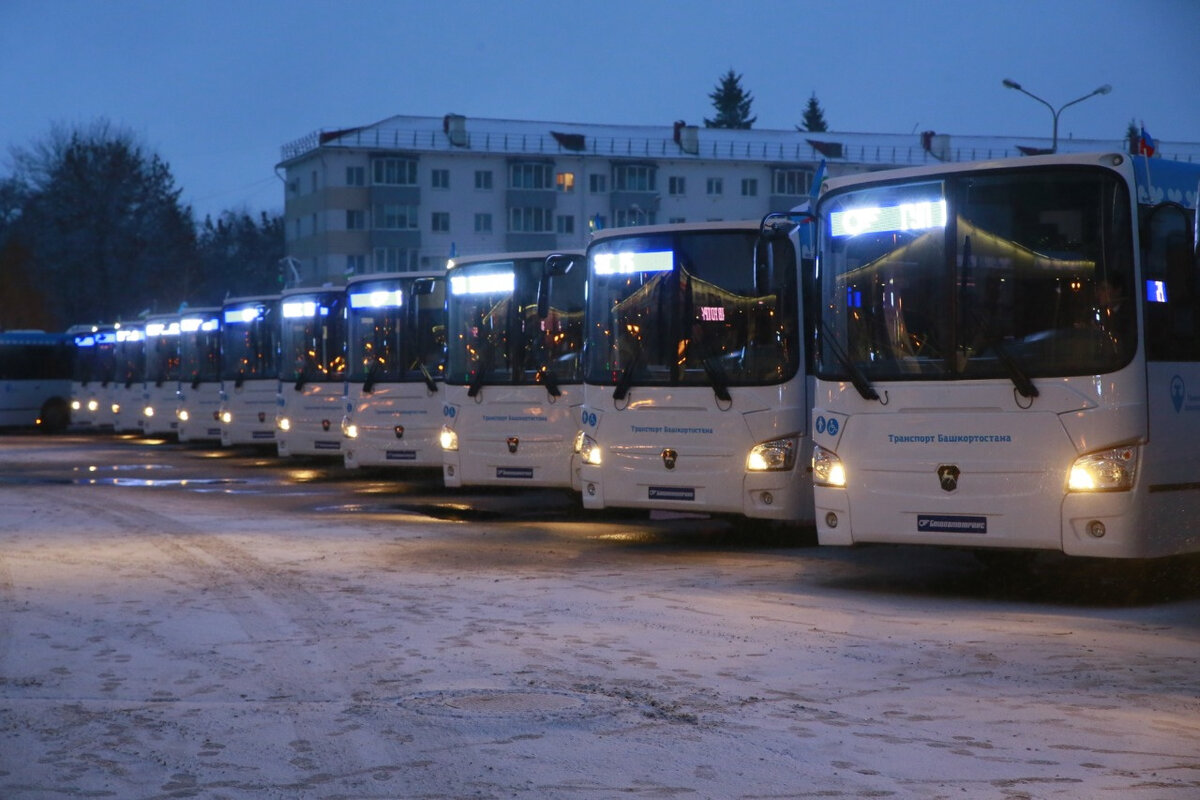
[[439, 250, 585, 489], [0, 330, 73, 431], [110, 324, 146, 433], [574, 220, 815, 523], [275, 286, 348, 457], [175, 307, 223, 443], [219, 295, 280, 447], [140, 313, 181, 436], [341, 272, 447, 469], [810, 152, 1200, 559], [69, 324, 117, 430]]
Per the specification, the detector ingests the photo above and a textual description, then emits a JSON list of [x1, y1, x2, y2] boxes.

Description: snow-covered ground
[[1, 435, 1197, 799]]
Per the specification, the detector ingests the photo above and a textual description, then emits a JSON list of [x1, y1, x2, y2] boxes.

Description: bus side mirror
[[539, 254, 577, 318]]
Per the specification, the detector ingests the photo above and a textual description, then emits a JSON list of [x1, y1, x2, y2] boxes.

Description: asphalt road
[[1, 433, 1198, 799]]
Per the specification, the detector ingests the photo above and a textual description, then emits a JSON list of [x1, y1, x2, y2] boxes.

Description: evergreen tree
[[5, 120, 197, 327], [704, 69, 756, 129], [800, 93, 829, 132], [194, 210, 285, 302]]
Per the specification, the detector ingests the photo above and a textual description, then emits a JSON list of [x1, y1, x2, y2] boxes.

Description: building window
[[373, 248, 417, 272], [589, 174, 607, 193], [613, 164, 655, 192], [509, 207, 553, 233], [615, 207, 654, 227], [706, 178, 723, 196], [372, 158, 418, 186], [475, 170, 493, 190], [556, 172, 575, 192], [373, 204, 418, 230], [346, 166, 365, 186], [474, 213, 493, 233], [311, 171, 318, 192], [346, 209, 365, 230], [668, 176, 686, 196], [311, 213, 318, 233], [668, 217, 686, 224], [346, 254, 366, 274], [510, 162, 554, 189], [556, 215, 575, 235], [741, 178, 758, 197], [431, 211, 450, 232], [432, 168, 450, 189], [772, 168, 812, 196]]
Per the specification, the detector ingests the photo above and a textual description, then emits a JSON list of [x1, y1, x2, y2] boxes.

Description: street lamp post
[[1001, 79, 1112, 153]]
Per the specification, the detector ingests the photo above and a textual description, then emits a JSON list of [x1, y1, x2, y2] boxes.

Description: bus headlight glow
[[747, 436, 797, 471], [439, 426, 458, 451], [111, 403, 120, 415], [177, 409, 190, 422], [1068, 446, 1137, 492], [277, 416, 291, 432], [71, 400, 81, 411], [87, 399, 99, 412], [220, 410, 232, 425], [342, 418, 359, 439], [576, 432, 602, 466], [143, 406, 155, 418], [812, 445, 846, 487]]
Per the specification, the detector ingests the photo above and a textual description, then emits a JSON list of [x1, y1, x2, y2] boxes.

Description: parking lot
[[1, 433, 1198, 799]]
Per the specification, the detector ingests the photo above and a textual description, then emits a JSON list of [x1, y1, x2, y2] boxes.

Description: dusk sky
[[4, 0, 1198, 221]]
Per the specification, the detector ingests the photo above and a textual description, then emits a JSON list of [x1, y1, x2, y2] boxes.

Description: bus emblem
[[937, 464, 960, 492], [662, 448, 677, 470], [394, 425, 405, 439], [507, 436, 519, 453]]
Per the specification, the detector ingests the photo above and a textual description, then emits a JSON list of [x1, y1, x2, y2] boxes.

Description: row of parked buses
[[47, 152, 1200, 560]]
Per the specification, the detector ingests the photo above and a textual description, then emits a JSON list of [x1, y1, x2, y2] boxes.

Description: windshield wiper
[[362, 362, 379, 394], [415, 358, 438, 393], [468, 345, 493, 398], [991, 338, 1038, 399], [613, 350, 641, 401], [294, 365, 308, 391], [822, 322, 879, 401]]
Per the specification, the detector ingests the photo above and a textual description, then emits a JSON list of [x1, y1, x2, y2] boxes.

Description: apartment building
[[276, 113, 1178, 286]]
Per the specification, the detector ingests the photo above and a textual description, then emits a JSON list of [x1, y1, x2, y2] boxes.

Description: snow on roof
[[279, 114, 1200, 168]]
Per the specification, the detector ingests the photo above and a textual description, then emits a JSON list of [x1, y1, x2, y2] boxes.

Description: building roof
[[280, 113, 1200, 169]]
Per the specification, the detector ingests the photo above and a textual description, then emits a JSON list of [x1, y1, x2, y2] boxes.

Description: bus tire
[[39, 397, 70, 433]]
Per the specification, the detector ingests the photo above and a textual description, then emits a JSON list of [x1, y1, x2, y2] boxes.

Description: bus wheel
[[38, 397, 70, 433]]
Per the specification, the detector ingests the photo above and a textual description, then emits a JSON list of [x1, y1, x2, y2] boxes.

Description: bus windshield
[[180, 315, 221, 383], [584, 230, 800, 387], [817, 166, 1135, 382], [445, 258, 584, 387], [280, 293, 347, 383], [347, 279, 447, 384], [221, 303, 278, 381]]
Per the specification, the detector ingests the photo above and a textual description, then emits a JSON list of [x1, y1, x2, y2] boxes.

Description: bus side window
[[1142, 204, 1198, 361]]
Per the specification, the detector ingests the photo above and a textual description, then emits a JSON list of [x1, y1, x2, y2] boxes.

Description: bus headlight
[[111, 403, 120, 415], [747, 436, 797, 471], [276, 416, 291, 432], [812, 445, 846, 487], [177, 409, 190, 422], [1068, 445, 1137, 492], [71, 400, 82, 411], [341, 418, 358, 439], [439, 426, 458, 451], [87, 399, 99, 412], [220, 410, 232, 425], [143, 406, 155, 418], [576, 432, 602, 466]]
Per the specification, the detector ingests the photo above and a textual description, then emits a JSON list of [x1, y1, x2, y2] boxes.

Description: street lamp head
[[1002, 78, 1022, 90], [1095, 84, 1113, 96]]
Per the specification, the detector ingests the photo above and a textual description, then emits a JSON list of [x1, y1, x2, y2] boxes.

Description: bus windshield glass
[[280, 294, 347, 383], [347, 279, 447, 383], [817, 166, 1135, 381], [180, 315, 221, 383], [221, 303, 278, 381], [584, 230, 800, 387], [445, 258, 584, 387]]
